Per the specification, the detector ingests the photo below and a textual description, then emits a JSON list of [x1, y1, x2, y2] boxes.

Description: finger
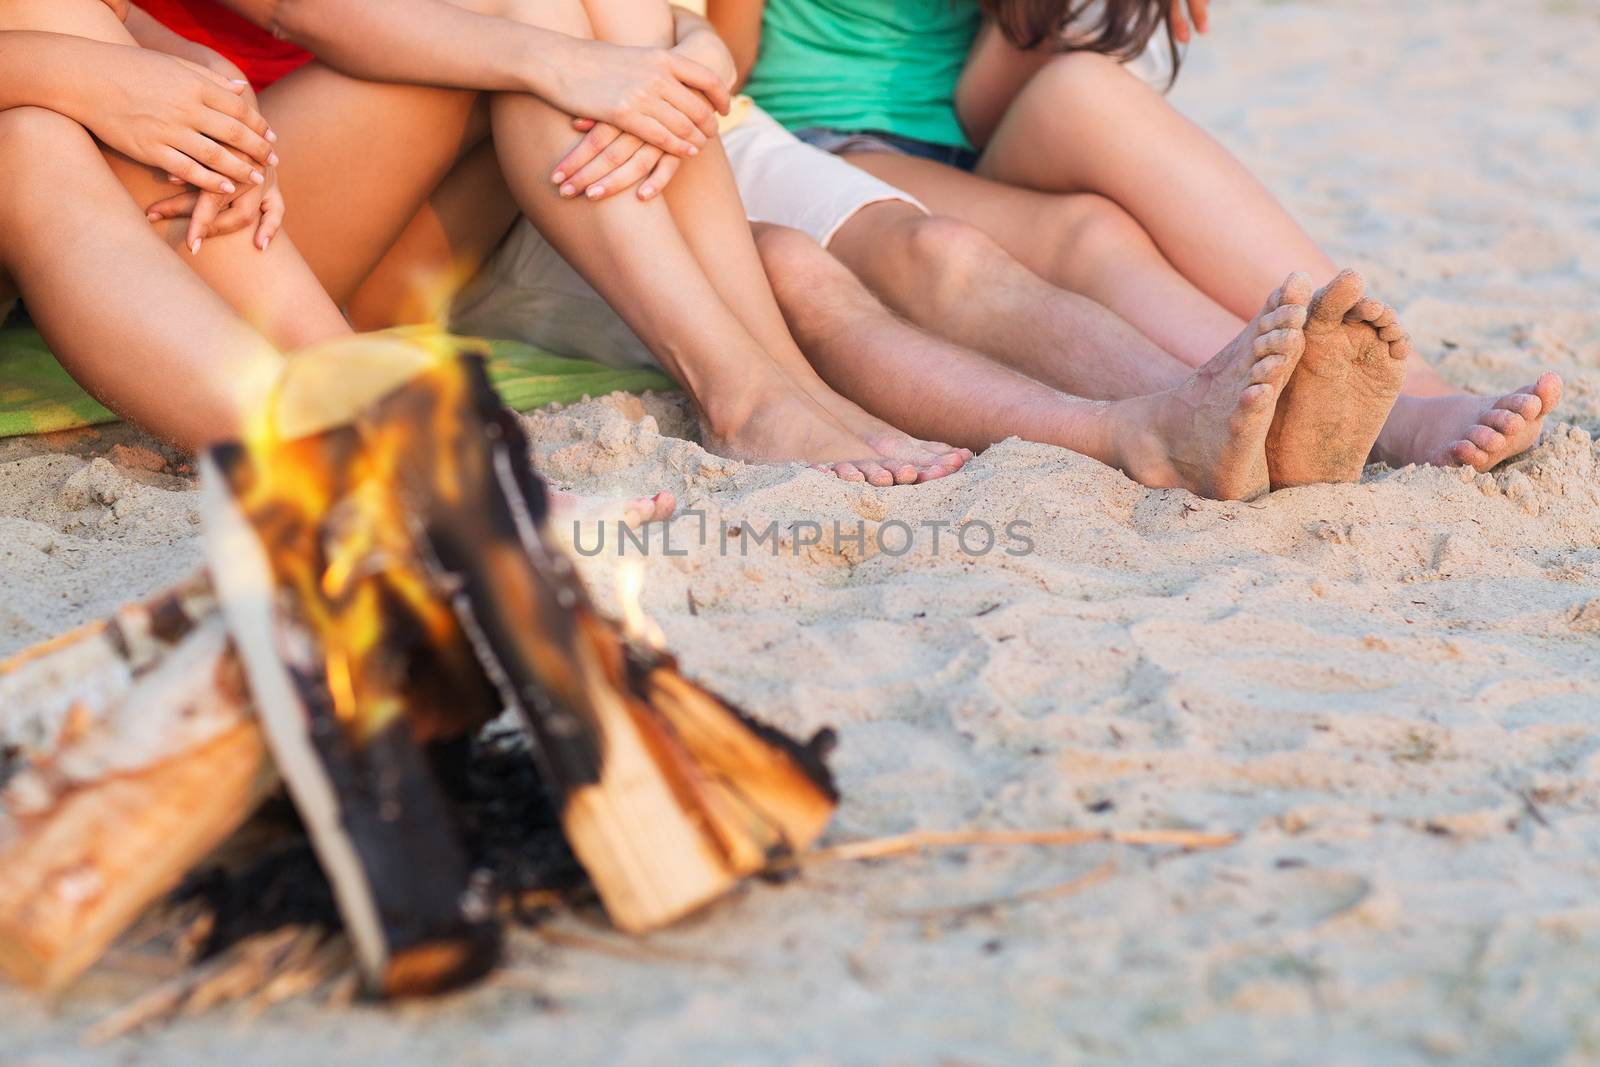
[[196, 111, 276, 169], [584, 144, 661, 202], [156, 147, 238, 196], [637, 153, 680, 201], [572, 117, 596, 131], [1170, 0, 1191, 42], [145, 191, 200, 221], [667, 53, 732, 115], [634, 104, 700, 158], [209, 184, 263, 238], [256, 190, 284, 252], [1189, 0, 1210, 34], [173, 57, 246, 92], [658, 78, 718, 140], [566, 135, 647, 197], [551, 124, 621, 191], [200, 84, 277, 146], [177, 132, 262, 187], [186, 194, 223, 256]]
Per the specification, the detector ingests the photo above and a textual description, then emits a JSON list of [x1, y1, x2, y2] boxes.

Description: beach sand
[[4, 1, 1600, 1063]]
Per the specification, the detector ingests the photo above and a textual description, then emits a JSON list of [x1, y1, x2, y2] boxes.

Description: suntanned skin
[[132, 0, 970, 486], [894, 24, 1562, 476], [706, 0, 1562, 481]]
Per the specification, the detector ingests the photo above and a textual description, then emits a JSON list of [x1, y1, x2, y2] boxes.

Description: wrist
[[505, 23, 562, 98]]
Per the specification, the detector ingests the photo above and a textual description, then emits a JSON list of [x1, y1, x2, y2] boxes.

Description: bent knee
[[896, 215, 1004, 288], [1033, 49, 1135, 97], [0, 106, 94, 161], [465, 0, 593, 37], [1049, 193, 1153, 261], [754, 223, 853, 291]]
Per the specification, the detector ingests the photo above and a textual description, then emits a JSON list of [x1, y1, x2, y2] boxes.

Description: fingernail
[[169, 174, 185, 184], [639, 184, 655, 199], [191, 239, 202, 255], [230, 78, 249, 85], [559, 183, 575, 198], [266, 129, 278, 143], [250, 171, 264, 185], [551, 171, 566, 184], [587, 185, 604, 199], [220, 180, 236, 194], [267, 153, 279, 167], [687, 145, 699, 156], [147, 211, 160, 222]]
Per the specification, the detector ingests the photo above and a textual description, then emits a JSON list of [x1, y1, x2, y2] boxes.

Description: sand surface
[[4, 1, 1600, 1063]]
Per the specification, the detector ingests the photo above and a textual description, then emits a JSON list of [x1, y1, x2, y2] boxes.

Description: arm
[[954, 21, 1052, 151], [702, 0, 762, 89], [0, 29, 272, 193], [209, 0, 729, 155]]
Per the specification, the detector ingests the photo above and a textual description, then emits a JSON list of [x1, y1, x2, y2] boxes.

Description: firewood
[[0, 610, 274, 995], [372, 352, 840, 932], [198, 336, 504, 999], [204, 339, 836, 941]]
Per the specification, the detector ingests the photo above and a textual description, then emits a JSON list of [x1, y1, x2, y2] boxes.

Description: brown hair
[[980, 0, 1181, 85]]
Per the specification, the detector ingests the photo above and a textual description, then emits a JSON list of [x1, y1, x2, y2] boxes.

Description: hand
[[145, 166, 285, 254], [1169, 0, 1210, 44], [546, 39, 729, 160], [99, 0, 130, 20], [71, 46, 278, 195], [551, 119, 680, 202]]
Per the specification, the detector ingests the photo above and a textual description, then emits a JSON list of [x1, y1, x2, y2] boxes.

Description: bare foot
[[700, 386, 950, 487], [1264, 270, 1410, 488], [1373, 373, 1563, 471], [787, 370, 972, 483], [1106, 275, 1310, 500], [550, 489, 678, 527]]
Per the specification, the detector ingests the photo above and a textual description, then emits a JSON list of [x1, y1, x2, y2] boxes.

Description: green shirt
[[744, 0, 982, 150]]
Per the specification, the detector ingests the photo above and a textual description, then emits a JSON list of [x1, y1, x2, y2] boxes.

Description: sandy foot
[[1265, 270, 1410, 488], [1111, 273, 1310, 500]]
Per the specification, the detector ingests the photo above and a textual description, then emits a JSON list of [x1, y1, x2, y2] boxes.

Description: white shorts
[[449, 107, 926, 371]]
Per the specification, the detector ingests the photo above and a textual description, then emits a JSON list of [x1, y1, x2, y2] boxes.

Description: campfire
[[0, 337, 838, 1002]]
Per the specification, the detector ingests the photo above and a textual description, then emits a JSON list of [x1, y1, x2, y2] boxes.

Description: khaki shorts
[[449, 107, 926, 370]]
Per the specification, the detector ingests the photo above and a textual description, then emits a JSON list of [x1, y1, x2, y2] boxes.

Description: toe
[[1532, 372, 1564, 413], [1261, 303, 1308, 333], [647, 490, 677, 522], [1377, 324, 1406, 342], [1253, 327, 1304, 359], [1249, 352, 1294, 385], [1450, 440, 1491, 469], [1238, 382, 1277, 412], [1345, 297, 1386, 325], [1479, 408, 1526, 437], [1308, 269, 1366, 327], [1495, 391, 1543, 420], [887, 459, 921, 485], [1465, 424, 1506, 456], [831, 462, 868, 483], [856, 461, 897, 487], [1264, 271, 1315, 316]]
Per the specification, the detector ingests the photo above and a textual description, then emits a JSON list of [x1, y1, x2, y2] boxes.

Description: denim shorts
[[793, 127, 980, 173]]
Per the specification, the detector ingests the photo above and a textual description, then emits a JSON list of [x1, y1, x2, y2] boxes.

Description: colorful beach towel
[[0, 327, 675, 440]]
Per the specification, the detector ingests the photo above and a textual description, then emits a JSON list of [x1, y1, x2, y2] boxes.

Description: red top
[[139, 0, 313, 91]]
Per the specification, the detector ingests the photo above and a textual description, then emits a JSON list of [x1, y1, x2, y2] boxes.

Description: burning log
[[195, 338, 836, 985], [0, 581, 274, 995], [0, 335, 837, 1001]]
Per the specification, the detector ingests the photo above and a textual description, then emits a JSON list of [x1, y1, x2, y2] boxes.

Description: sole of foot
[[1265, 269, 1410, 489], [1374, 373, 1564, 472], [1114, 273, 1310, 501]]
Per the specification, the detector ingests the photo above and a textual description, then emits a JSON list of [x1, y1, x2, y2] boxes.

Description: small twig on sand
[[787, 827, 1238, 868]]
